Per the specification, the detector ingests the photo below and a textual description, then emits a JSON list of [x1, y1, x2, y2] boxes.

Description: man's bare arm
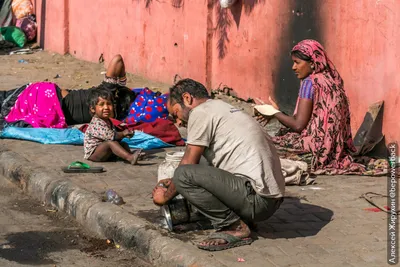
[[152, 144, 205, 206]]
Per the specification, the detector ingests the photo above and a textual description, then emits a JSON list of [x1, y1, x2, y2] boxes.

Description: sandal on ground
[[197, 232, 253, 251], [61, 161, 104, 173]]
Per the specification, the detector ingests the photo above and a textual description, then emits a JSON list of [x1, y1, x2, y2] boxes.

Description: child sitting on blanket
[[84, 88, 141, 164]]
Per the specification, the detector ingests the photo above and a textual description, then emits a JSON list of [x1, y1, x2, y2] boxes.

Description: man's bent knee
[[172, 165, 195, 190]]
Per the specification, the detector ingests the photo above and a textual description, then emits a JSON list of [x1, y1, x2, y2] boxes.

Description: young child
[[84, 88, 141, 164]]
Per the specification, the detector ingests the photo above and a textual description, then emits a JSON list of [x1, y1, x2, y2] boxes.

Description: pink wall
[[210, 1, 292, 101], [320, 0, 400, 143], [35, 0, 400, 143], [68, 0, 208, 85], [35, 0, 68, 54]]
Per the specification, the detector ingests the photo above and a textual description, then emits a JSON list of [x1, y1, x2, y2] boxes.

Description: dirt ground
[[0, 50, 171, 93]]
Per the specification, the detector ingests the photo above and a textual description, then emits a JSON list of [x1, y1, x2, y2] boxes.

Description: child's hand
[[123, 129, 134, 138]]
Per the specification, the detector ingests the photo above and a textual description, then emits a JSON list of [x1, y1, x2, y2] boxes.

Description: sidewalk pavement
[[0, 138, 391, 267]]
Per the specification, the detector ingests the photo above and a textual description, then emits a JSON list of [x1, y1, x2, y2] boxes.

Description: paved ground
[[0, 50, 395, 267], [0, 175, 151, 267], [0, 138, 392, 267]]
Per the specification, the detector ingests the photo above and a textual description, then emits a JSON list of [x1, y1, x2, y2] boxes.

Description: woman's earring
[[311, 65, 314, 70]]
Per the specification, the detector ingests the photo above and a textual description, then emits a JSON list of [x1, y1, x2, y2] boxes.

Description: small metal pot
[[161, 195, 205, 231]]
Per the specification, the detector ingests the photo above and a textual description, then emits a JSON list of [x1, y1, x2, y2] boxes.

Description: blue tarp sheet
[[0, 127, 174, 150]]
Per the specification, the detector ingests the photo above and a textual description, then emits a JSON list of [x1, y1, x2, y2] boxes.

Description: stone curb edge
[[0, 146, 226, 267]]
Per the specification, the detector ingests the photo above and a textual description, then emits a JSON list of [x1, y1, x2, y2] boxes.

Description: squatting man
[[152, 78, 285, 251]]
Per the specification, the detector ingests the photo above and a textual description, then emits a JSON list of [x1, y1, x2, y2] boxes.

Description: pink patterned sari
[[5, 82, 67, 129], [272, 40, 386, 175]]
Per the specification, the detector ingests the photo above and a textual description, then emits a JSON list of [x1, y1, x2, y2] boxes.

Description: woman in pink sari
[[259, 39, 384, 175]]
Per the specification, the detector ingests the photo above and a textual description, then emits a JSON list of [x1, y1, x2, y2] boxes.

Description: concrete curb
[[0, 146, 226, 267]]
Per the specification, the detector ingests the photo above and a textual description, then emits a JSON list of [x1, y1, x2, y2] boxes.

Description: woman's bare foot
[[198, 220, 250, 247], [127, 149, 142, 165]]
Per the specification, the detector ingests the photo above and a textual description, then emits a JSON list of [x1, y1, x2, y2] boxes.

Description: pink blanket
[[5, 82, 67, 128]]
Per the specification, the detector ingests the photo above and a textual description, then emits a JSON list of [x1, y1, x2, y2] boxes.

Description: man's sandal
[[197, 232, 253, 251]]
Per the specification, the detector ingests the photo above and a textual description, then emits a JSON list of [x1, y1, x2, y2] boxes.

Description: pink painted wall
[[68, 0, 208, 86], [35, 0, 68, 54], [320, 0, 400, 143], [34, 0, 399, 143], [210, 1, 292, 101]]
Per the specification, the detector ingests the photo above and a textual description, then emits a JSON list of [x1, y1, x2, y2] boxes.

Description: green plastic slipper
[[61, 161, 104, 173]]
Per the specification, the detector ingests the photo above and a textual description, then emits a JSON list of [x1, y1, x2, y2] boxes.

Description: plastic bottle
[[157, 151, 185, 181], [105, 189, 124, 205]]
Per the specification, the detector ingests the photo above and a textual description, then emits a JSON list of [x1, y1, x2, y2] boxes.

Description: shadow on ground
[[136, 196, 333, 243], [255, 196, 333, 239], [0, 230, 78, 265], [1, 189, 118, 265]]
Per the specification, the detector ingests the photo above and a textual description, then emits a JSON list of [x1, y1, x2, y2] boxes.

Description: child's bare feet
[[130, 149, 147, 160], [128, 149, 142, 165]]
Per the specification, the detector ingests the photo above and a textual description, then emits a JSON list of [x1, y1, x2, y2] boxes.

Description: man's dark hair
[[169, 78, 209, 106], [87, 87, 114, 111]]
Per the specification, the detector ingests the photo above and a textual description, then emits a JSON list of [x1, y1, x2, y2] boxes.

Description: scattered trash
[[1, 244, 14, 249], [54, 74, 61, 79], [18, 59, 28, 64], [100, 71, 106, 75], [301, 186, 323, 191], [103, 189, 124, 205], [309, 186, 323, 190], [46, 208, 57, 213], [361, 192, 400, 215], [237, 258, 245, 262], [115, 244, 121, 249], [10, 48, 34, 55], [106, 239, 113, 244], [364, 206, 389, 212]]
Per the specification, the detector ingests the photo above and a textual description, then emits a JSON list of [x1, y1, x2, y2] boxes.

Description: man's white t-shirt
[[186, 99, 285, 198]]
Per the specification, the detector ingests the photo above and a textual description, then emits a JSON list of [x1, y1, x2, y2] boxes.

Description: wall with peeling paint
[[34, 0, 399, 143]]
